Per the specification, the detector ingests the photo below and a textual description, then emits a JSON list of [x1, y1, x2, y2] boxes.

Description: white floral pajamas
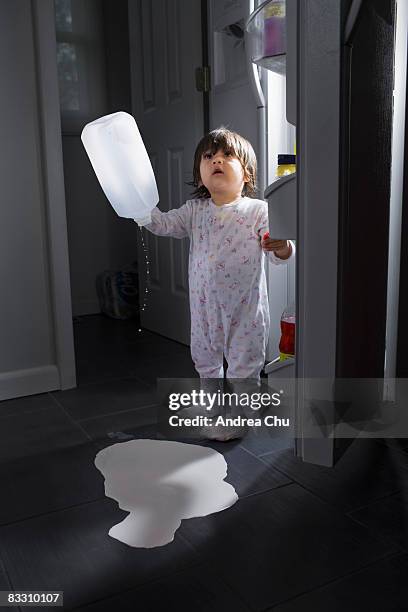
[[143, 196, 294, 379]]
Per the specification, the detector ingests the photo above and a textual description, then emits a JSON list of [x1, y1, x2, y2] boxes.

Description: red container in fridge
[[279, 304, 295, 360]]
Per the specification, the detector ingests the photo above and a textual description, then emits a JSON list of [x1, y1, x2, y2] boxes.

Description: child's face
[[199, 148, 247, 198]]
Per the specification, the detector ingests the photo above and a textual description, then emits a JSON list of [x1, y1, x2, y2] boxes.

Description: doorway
[[54, 0, 204, 350]]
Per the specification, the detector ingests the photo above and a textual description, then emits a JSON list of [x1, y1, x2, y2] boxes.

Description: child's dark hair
[[189, 127, 257, 199]]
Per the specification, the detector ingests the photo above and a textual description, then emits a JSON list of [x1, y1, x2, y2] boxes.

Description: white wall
[[0, 0, 76, 399]]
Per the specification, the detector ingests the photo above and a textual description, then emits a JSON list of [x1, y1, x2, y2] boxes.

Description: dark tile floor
[[0, 314, 408, 610]]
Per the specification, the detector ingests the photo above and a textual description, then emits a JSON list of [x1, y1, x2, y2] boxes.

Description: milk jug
[[81, 112, 159, 225]]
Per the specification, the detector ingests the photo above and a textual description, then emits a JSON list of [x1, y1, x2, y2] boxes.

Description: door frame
[[32, 0, 77, 390]]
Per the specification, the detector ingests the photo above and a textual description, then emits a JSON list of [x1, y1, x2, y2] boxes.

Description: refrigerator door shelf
[[264, 356, 295, 379], [252, 54, 286, 76], [246, 0, 287, 75], [265, 173, 296, 240], [246, 0, 297, 124]]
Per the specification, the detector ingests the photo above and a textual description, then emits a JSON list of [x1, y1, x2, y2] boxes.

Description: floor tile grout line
[[239, 441, 284, 462], [69, 558, 206, 611], [199, 567, 258, 612], [239, 444, 407, 518], [212, 570, 264, 612], [0, 405, 54, 421], [255, 445, 408, 517], [48, 393, 93, 442], [0, 559, 23, 611], [255, 440, 408, 478], [73, 338, 188, 351], [240, 443, 303, 483], [64, 373, 156, 390], [50, 373, 156, 392], [0, 495, 109, 530], [258, 445, 295, 458], [345, 489, 405, 516], [129, 372, 158, 388], [237, 445, 320, 500], [373, 438, 408, 453], [262, 550, 404, 611], [371, 442, 408, 468], [77, 403, 158, 424], [237, 481, 294, 501], [345, 510, 407, 553], [256, 437, 408, 462], [0, 550, 17, 599]]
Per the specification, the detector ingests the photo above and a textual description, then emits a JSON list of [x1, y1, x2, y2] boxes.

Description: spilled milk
[[95, 439, 238, 548]]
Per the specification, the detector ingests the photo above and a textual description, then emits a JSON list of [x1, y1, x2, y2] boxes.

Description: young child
[[134, 127, 295, 381]]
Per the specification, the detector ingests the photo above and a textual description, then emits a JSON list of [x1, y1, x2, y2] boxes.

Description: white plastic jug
[[81, 112, 159, 225]]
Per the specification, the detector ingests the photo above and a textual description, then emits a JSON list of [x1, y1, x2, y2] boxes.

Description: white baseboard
[[0, 365, 61, 401]]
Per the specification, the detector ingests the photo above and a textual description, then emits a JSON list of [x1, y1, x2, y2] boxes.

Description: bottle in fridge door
[[279, 303, 295, 360]]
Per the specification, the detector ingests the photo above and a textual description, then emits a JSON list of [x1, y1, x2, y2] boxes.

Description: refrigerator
[[208, 0, 403, 466]]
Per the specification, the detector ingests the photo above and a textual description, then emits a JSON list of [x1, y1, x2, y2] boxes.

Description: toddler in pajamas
[[135, 127, 295, 381]]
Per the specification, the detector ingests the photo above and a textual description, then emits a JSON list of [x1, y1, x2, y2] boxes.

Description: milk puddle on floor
[[95, 439, 238, 548]]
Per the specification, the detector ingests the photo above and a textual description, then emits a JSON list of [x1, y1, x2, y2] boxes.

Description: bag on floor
[[96, 262, 139, 319]]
